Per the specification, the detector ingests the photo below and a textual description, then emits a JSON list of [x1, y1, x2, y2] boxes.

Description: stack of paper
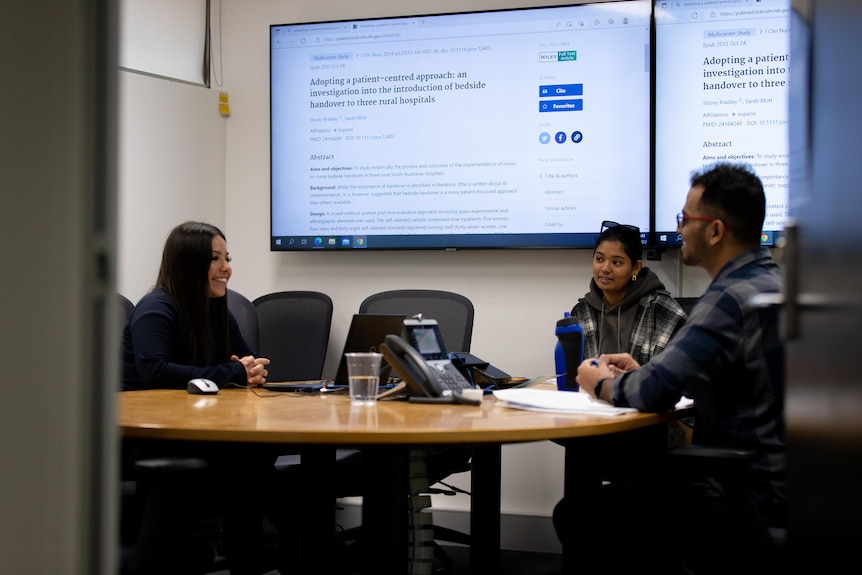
[[493, 388, 638, 416]]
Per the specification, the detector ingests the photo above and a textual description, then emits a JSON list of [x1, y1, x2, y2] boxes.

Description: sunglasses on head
[[600, 220, 640, 234]]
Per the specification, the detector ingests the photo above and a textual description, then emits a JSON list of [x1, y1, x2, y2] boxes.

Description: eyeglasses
[[676, 213, 721, 228], [600, 220, 640, 233]]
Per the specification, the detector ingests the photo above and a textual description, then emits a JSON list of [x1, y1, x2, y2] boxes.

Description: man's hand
[[576, 358, 617, 399], [598, 352, 640, 375]]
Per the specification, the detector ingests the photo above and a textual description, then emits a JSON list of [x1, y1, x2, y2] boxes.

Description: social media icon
[[571, 131, 583, 143], [539, 132, 551, 144], [555, 131, 567, 143]]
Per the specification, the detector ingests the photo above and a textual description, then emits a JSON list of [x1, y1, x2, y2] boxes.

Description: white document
[[493, 388, 637, 416]]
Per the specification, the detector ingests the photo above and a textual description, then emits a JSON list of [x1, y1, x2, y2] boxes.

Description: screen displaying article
[[270, 2, 652, 250], [654, 0, 790, 245]]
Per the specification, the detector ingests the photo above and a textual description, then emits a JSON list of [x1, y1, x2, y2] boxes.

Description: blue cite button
[[539, 99, 583, 113], [539, 84, 583, 97]]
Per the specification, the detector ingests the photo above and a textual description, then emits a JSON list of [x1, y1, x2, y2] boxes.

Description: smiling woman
[[120, 221, 270, 392], [118, 221, 280, 574], [208, 234, 231, 298]]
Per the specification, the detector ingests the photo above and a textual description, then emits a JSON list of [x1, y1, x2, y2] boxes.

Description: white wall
[[117, 0, 713, 549], [117, 71, 227, 295]]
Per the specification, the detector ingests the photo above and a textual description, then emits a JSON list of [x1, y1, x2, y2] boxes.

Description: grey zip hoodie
[[582, 268, 666, 355]]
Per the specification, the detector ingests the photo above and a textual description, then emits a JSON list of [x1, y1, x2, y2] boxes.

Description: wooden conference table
[[118, 386, 685, 574]]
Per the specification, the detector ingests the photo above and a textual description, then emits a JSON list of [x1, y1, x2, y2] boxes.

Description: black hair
[[690, 162, 765, 248], [595, 224, 643, 265], [155, 221, 230, 365]]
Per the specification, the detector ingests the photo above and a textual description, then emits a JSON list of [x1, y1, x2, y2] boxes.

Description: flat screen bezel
[[270, 1, 653, 251]]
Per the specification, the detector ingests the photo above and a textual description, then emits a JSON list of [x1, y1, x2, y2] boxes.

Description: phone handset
[[381, 334, 437, 396], [380, 334, 479, 405]]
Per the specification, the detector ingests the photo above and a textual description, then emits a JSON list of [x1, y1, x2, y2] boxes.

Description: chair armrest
[[666, 445, 756, 476], [667, 444, 757, 461], [135, 457, 210, 474]]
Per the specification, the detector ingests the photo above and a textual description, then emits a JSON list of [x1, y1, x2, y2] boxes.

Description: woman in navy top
[[121, 221, 269, 390], [121, 221, 277, 575]]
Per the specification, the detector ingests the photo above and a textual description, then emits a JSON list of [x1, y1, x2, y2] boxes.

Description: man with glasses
[[554, 162, 785, 573]]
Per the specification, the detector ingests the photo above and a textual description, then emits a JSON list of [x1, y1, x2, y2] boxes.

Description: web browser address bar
[[320, 31, 405, 44]]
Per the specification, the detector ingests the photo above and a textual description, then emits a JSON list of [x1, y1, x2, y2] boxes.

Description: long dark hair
[[156, 221, 230, 365]]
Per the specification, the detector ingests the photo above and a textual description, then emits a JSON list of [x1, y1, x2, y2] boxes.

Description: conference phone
[[448, 352, 513, 388], [380, 317, 480, 405]]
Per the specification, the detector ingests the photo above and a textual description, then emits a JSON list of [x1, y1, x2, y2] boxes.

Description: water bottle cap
[[556, 316, 581, 330]]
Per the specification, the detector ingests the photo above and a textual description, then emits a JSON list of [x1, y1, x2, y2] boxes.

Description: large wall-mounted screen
[[653, 0, 791, 247], [270, 1, 652, 251]]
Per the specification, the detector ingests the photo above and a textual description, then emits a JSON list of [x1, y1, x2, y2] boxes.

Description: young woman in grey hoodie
[[571, 222, 691, 480], [572, 222, 687, 364]]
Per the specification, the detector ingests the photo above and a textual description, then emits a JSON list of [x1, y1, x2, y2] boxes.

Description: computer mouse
[[187, 378, 219, 395]]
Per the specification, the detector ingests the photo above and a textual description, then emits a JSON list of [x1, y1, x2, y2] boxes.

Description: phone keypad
[[438, 363, 472, 391]]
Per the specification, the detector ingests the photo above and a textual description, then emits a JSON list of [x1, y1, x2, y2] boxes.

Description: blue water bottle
[[555, 312, 584, 391]]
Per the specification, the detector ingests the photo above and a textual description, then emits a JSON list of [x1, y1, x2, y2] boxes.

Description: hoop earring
[[631, 274, 638, 282]]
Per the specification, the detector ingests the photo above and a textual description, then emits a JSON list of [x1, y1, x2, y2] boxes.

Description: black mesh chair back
[[252, 291, 333, 381], [118, 293, 138, 480], [359, 289, 474, 353], [119, 293, 135, 324], [227, 288, 260, 354], [675, 297, 699, 316]]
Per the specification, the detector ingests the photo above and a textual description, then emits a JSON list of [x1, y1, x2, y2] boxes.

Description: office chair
[[119, 293, 283, 575], [253, 291, 340, 563], [252, 290, 333, 382], [226, 288, 260, 354], [665, 445, 787, 574], [666, 293, 783, 573], [119, 293, 135, 327], [359, 289, 474, 352], [120, 457, 220, 575], [355, 289, 476, 571], [118, 293, 140, 547], [675, 296, 700, 316], [118, 292, 139, 531], [117, 296, 221, 574]]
